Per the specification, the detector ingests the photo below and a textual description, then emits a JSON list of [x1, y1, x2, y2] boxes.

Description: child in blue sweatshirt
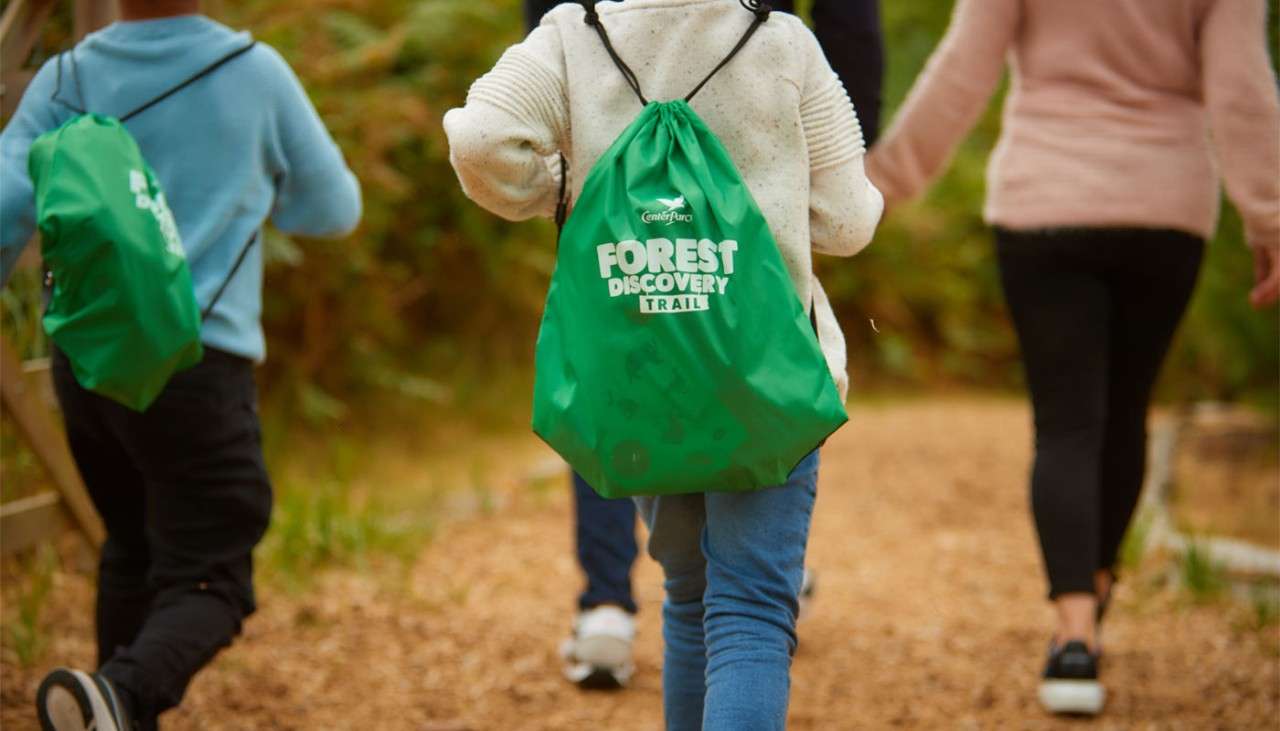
[[0, 2, 361, 729]]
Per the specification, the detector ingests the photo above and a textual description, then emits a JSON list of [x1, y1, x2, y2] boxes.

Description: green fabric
[[29, 114, 203, 411], [533, 100, 846, 498]]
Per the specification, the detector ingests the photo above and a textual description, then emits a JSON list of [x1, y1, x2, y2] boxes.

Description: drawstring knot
[[739, 0, 771, 21]]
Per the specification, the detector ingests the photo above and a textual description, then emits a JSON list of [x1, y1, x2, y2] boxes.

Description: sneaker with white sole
[[798, 568, 817, 619], [1038, 640, 1105, 716], [36, 667, 134, 731], [559, 605, 635, 689]]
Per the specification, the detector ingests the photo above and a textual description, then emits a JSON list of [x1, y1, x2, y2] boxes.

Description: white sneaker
[[36, 668, 133, 731], [798, 568, 818, 619], [559, 605, 636, 689]]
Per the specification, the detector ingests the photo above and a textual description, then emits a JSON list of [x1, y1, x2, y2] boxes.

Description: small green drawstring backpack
[[28, 43, 256, 411], [531, 1, 847, 498]]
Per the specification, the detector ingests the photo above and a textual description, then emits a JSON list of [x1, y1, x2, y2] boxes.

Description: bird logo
[[657, 195, 685, 211], [641, 194, 693, 225]]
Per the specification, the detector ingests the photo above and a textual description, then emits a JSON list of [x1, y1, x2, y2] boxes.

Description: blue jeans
[[573, 472, 639, 613], [634, 452, 820, 731]]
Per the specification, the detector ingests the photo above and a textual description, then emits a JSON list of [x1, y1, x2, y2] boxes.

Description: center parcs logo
[[640, 195, 693, 225]]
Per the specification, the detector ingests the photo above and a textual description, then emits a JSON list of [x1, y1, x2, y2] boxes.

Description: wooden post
[[1, 492, 67, 555], [0, 337, 105, 549], [0, 2, 118, 554]]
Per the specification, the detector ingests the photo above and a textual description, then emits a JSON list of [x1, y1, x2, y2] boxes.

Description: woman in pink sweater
[[867, 0, 1279, 716]]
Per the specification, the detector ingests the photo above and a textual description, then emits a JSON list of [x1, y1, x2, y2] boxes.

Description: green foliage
[[1118, 510, 1152, 571], [1179, 541, 1228, 603], [4, 1, 1269, 425], [1, 268, 49, 360], [258, 477, 425, 588], [3, 545, 58, 667], [216, 0, 551, 424], [1247, 583, 1280, 630], [1166, 206, 1280, 413]]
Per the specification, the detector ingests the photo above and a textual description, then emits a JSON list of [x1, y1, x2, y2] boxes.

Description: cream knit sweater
[[444, 0, 884, 398]]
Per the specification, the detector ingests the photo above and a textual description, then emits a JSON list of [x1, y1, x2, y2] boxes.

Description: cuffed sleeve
[[443, 24, 569, 222]]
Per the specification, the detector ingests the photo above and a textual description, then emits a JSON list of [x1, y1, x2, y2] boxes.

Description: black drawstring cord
[[554, 153, 569, 237], [739, 0, 772, 21], [51, 51, 88, 114], [579, 0, 770, 106], [120, 43, 256, 122], [685, 6, 769, 102], [581, 1, 648, 105]]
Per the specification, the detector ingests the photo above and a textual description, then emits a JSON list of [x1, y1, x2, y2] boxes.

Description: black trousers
[[523, 0, 883, 144], [52, 348, 272, 729], [994, 227, 1203, 599]]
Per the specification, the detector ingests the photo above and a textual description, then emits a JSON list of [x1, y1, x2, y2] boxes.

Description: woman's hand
[[1250, 244, 1280, 308]]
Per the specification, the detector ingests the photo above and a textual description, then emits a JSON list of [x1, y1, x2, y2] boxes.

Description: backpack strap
[[580, 2, 647, 105], [685, 3, 771, 103], [554, 153, 569, 236], [120, 42, 257, 122], [51, 51, 88, 114], [200, 231, 258, 322], [579, 1, 770, 106]]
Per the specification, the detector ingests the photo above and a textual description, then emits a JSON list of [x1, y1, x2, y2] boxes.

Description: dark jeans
[[52, 348, 272, 730], [994, 227, 1203, 599], [573, 472, 639, 612], [523, 0, 882, 144]]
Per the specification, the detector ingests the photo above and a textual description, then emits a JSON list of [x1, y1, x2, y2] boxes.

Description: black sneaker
[[1038, 640, 1105, 715], [36, 668, 134, 731]]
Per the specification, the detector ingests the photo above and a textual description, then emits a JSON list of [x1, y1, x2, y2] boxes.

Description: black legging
[[523, 0, 883, 144], [995, 227, 1203, 599]]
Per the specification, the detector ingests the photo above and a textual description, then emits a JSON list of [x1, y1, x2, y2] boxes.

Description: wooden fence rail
[[1, 0, 115, 556]]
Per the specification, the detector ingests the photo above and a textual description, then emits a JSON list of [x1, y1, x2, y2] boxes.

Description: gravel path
[[3, 397, 1277, 729]]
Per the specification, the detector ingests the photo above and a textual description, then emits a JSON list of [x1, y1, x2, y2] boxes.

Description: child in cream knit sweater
[[445, 1, 880, 728]]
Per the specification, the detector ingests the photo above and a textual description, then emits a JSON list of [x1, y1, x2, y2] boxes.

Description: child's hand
[[864, 150, 895, 217], [545, 153, 567, 191], [1250, 243, 1280, 308]]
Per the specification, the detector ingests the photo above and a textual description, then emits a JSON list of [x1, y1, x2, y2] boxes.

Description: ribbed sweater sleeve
[[799, 25, 883, 257], [1200, 0, 1280, 251], [865, 0, 1019, 206], [442, 26, 569, 222]]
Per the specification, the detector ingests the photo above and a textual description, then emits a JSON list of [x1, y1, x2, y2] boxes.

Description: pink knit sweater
[[867, 0, 1280, 250]]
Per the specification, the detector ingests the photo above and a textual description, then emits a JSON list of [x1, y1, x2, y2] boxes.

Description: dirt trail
[[3, 398, 1277, 729]]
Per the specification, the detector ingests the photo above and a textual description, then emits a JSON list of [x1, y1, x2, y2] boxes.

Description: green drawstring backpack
[[531, 1, 847, 498], [29, 43, 257, 411]]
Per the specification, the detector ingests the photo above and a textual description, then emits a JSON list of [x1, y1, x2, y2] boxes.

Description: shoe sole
[[562, 635, 633, 689], [576, 666, 627, 690], [37, 668, 122, 731], [574, 635, 631, 670], [798, 569, 817, 620], [1039, 679, 1106, 715]]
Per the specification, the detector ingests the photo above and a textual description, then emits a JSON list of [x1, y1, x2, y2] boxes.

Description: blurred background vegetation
[[1, 0, 1276, 670], [3, 0, 1278, 434]]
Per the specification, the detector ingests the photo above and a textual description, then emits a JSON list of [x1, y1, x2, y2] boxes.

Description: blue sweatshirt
[[0, 15, 361, 362]]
